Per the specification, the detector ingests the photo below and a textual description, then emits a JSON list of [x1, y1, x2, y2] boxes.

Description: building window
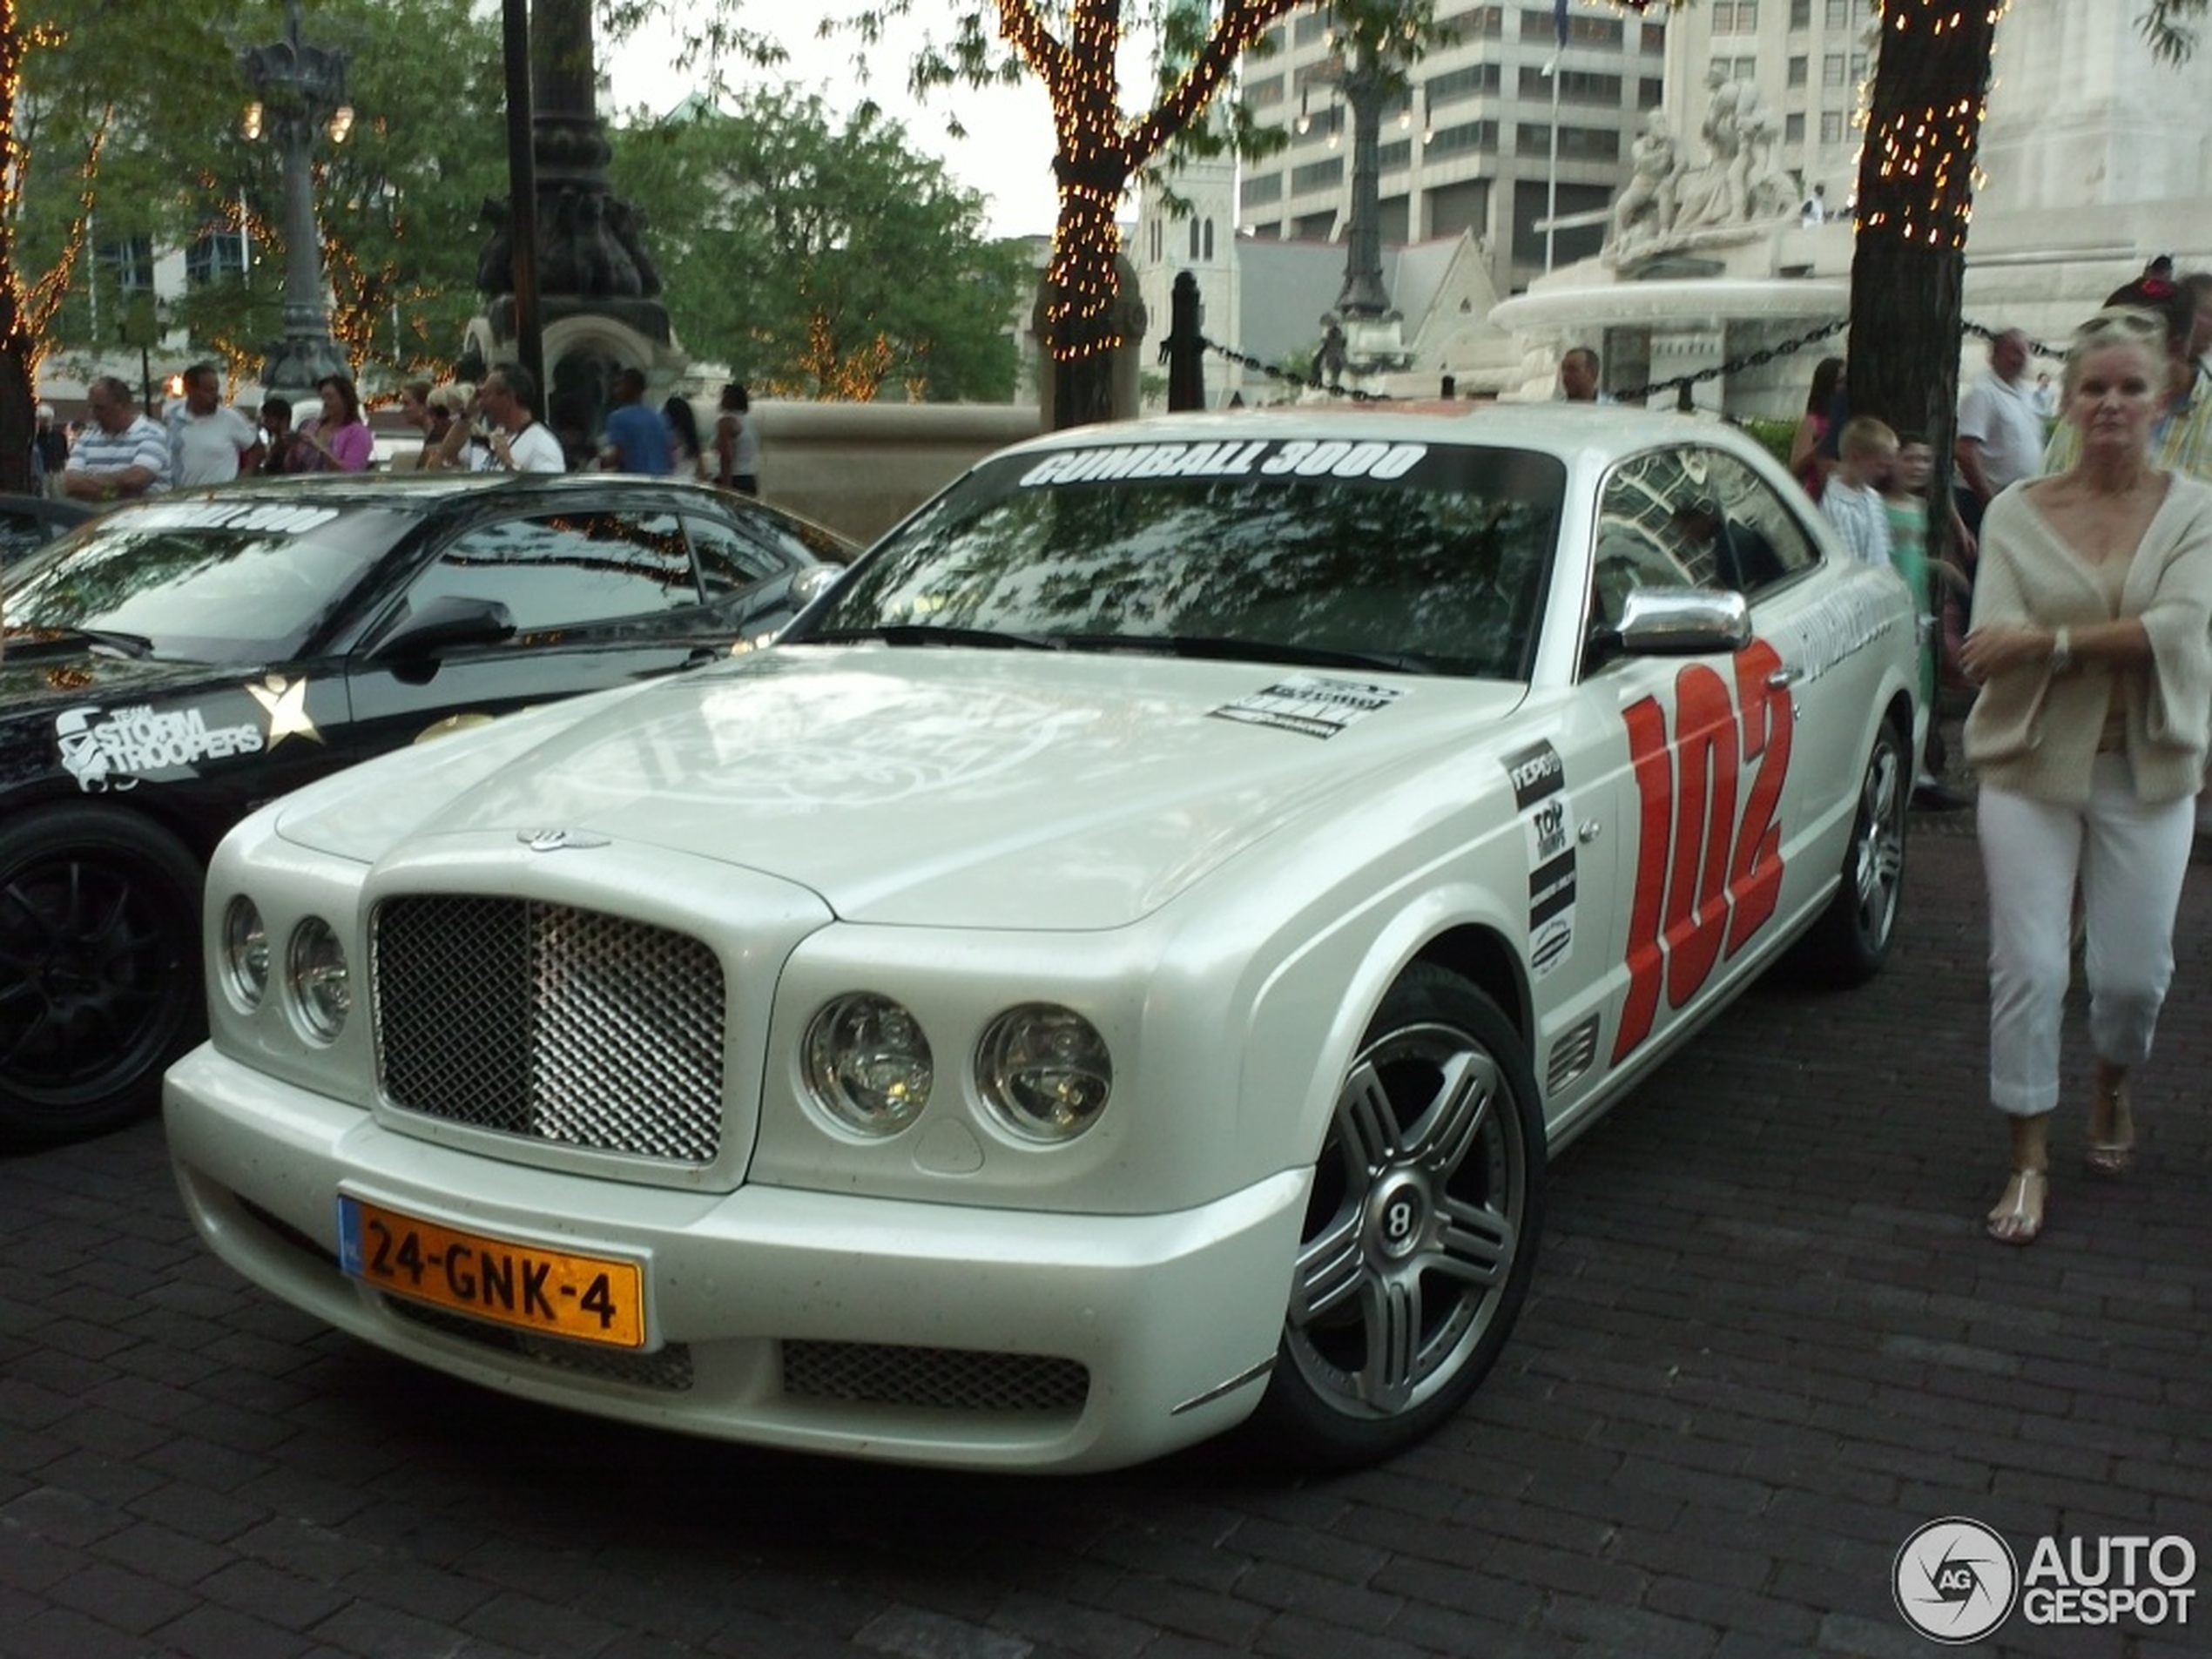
[[1293, 12, 1329, 44], [1244, 76, 1284, 108], [1791, 0, 1811, 26], [1515, 123, 1621, 162], [1437, 4, 1505, 38], [1204, 219, 1215, 261], [1426, 119, 1499, 158], [1820, 111, 1846, 144], [1379, 138, 1413, 172], [1526, 9, 1624, 48], [1516, 66, 1622, 104], [1240, 172, 1285, 207], [185, 229, 246, 287], [1788, 56, 1807, 87], [1736, 1, 1759, 28], [1823, 52, 1846, 87], [1291, 158, 1345, 194], [1823, 0, 1851, 26], [1785, 112, 1805, 143], [1427, 63, 1502, 106], [1638, 77, 1663, 110]]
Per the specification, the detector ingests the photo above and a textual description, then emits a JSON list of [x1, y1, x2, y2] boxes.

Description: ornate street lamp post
[[241, 0, 354, 404]]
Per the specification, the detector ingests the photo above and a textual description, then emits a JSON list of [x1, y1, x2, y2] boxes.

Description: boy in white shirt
[[1822, 416, 1898, 567]]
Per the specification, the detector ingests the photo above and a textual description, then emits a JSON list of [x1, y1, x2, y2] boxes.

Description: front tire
[[1251, 964, 1544, 1467], [1796, 718, 1908, 986], [0, 807, 205, 1144]]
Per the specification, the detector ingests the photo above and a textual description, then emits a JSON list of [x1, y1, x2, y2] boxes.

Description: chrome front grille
[[374, 896, 725, 1163]]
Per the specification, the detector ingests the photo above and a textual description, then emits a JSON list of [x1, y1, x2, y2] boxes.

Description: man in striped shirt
[[62, 375, 172, 503]]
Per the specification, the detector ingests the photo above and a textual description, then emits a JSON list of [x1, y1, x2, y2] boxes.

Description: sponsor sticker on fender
[[1502, 740, 1575, 978]]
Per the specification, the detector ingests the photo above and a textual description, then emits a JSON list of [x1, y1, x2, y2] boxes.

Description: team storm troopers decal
[[1615, 637, 1795, 1062]]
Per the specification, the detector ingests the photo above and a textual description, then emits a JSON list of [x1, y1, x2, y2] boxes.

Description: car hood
[[0, 650, 239, 713], [275, 647, 1528, 930]]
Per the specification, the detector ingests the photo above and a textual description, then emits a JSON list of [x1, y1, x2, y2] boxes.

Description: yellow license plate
[[337, 1196, 645, 1349]]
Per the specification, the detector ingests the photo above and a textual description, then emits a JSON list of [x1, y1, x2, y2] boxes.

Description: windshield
[[3, 499, 414, 663], [797, 435, 1565, 679]]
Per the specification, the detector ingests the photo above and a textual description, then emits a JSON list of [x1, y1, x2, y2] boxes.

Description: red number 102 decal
[[1613, 637, 1792, 1062]]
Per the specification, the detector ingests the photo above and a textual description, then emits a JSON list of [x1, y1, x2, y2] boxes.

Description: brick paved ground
[[2, 825, 2207, 1659]]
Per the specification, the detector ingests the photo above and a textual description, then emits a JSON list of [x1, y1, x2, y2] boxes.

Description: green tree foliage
[[10, 0, 507, 395], [609, 87, 1024, 401]]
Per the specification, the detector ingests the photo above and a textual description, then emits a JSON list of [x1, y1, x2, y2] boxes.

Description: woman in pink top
[[300, 374, 374, 473]]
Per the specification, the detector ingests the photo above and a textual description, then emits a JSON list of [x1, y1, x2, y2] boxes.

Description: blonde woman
[[1962, 307, 2212, 1244]]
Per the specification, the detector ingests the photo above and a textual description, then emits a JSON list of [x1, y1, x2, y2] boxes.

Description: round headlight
[[286, 917, 350, 1043], [219, 897, 269, 1010], [977, 1005, 1112, 1142], [802, 994, 932, 1135]]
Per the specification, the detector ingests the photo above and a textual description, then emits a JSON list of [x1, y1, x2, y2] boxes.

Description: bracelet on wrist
[[2049, 626, 2074, 674]]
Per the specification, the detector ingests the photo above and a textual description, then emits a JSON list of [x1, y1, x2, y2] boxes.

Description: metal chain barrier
[[1185, 335, 1399, 401], [1180, 313, 2062, 409]]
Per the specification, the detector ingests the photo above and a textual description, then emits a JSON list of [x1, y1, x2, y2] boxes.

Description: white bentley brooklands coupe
[[166, 407, 1920, 1473]]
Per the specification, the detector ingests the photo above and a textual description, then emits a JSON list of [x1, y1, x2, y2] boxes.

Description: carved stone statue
[[1672, 62, 1772, 231], [1608, 111, 1683, 252]]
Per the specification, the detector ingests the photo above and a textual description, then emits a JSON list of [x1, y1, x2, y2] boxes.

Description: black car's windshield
[[792, 433, 1565, 680], [3, 498, 415, 663]]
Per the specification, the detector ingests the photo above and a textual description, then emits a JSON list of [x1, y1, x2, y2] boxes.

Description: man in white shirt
[[469, 365, 567, 474], [1953, 328, 2042, 534], [61, 376, 172, 503], [167, 361, 264, 486]]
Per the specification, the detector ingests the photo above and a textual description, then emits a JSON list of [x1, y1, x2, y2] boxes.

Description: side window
[[1593, 446, 1815, 629], [405, 510, 701, 635], [687, 514, 795, 602]]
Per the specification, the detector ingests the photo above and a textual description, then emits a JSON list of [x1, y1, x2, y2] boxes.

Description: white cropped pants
[[1979, 755, 2195, 1116]]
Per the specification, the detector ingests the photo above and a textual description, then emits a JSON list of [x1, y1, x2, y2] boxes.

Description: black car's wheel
[[1251, 964, 1544, 1467], [0, 807, 204, 1143], [1795, 719, 1909, 987]]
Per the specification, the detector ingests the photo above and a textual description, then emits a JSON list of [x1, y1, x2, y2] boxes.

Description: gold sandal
[[2087, 1078, 2134, 1177], [1986, 1169, 2047, 1245]]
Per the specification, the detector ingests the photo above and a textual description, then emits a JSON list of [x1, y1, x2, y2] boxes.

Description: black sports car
[[0, 471, 850, 1143]]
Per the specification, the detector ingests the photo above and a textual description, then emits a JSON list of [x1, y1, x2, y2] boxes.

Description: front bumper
[[165, 1042, 1307, 1473]]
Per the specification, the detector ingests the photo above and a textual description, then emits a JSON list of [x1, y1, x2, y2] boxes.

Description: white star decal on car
[[246, 673, 324, 750]]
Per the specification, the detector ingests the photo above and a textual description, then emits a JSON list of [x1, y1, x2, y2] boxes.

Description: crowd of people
[[1560, 262, 2212, 1255], [1777, 257, 2212, 1251], [28, 367, 762, 502]]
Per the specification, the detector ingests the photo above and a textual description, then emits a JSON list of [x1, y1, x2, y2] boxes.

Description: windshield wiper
[[1056, 632, 1433, 675], [799, 624, 1066, 651], [3, 624, 158, 660]]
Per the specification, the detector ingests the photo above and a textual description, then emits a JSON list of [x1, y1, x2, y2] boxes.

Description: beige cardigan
[[1964, 475, 2212, 805]]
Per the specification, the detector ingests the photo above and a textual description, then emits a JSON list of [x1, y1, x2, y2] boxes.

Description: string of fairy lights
[[1856, 1, 2011, 253]]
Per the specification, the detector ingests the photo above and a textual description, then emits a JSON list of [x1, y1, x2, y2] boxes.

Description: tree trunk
[[0, 4, 31, 496], [1846, 0, 2002, 565]]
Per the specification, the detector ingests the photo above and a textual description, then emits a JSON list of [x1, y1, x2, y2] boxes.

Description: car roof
[[140, 472, 744, 511]]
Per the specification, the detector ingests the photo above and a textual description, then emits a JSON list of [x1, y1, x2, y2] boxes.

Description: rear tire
[[1249, 964, 1544, 1467], [1795, 719, 1908, 987], [0, 807, 204, 1144]]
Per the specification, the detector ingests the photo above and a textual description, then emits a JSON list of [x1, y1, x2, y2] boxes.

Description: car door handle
[[1766, 666, 1802, 689]]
